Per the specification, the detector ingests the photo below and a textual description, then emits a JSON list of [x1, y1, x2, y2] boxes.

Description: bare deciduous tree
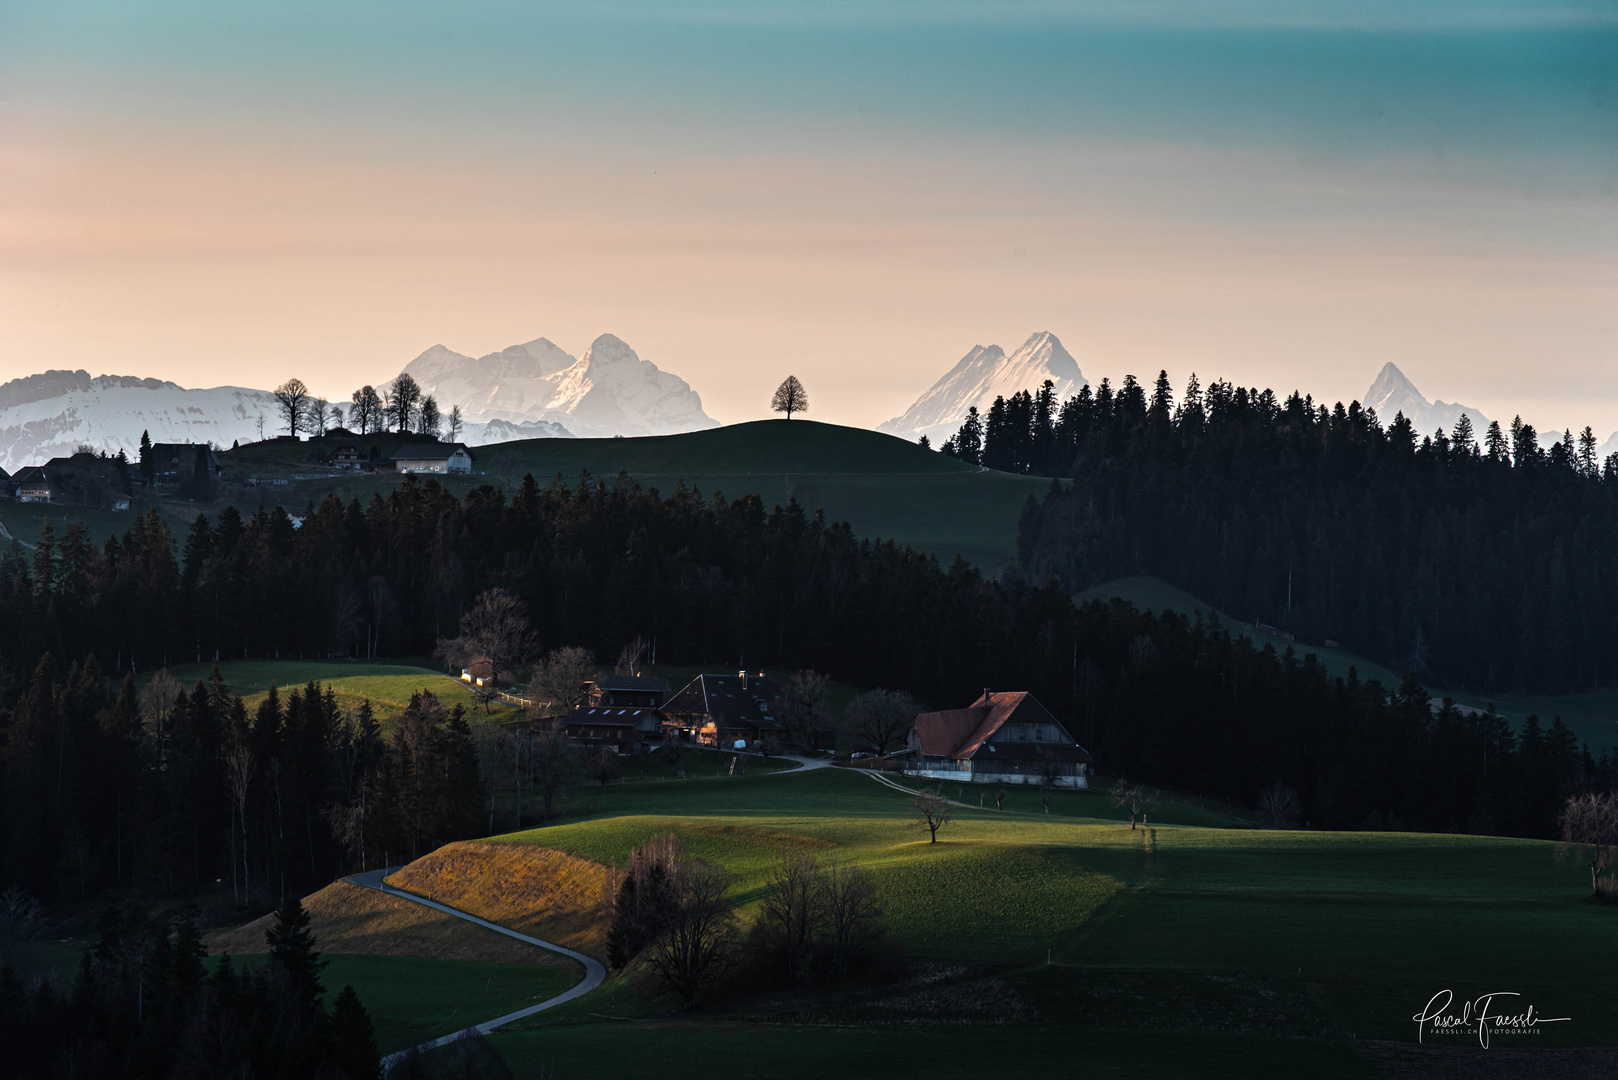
[[435, 587, 540, 689], [821, 855, 882, 977], [771, 375, 808, 420], [1259, 782, 1301, 828], [528, 723, 584, 821], [844, 689, 918, 755], [389, 374, 422, 432], [350, 385, 382, 434], [588, 747, 621, 803], [913, 788, 953, 843], [448, 404, 464, 442], [644, 857, 738, 1009], [532, 646, 597, 715], [1559, 792, 1618, 899], [781, 669, 829, 750], [273, 378, 310, 437], [756, 851, 826, 983], [1109, 781, 1159, 829], [140, 668, 184, 756], [615, 636, 651, 676]]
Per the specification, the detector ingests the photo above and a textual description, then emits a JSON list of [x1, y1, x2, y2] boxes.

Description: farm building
[[391, 443, 474, 474], [662, 672, 836, 751], [586, 674, 671, 709], [556, 706, 664, 754], [905, 690, 1089, 788], [148, 443, 223, 482]]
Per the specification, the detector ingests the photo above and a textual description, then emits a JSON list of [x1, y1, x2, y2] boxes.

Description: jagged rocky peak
[[1362, 362, 1488, 438], [879, 330, 1087, 446]]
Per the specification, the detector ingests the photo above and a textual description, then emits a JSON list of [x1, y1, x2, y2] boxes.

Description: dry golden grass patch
[[203, 881, 571, 968], [385, 842, 609, 960]]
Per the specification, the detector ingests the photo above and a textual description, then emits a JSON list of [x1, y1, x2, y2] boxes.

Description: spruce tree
[[331, 984, 381, 1080], [265, 897, 326, 1018]]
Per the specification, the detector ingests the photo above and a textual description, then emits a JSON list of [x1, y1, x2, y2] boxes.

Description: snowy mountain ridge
[[879, 331, 1086, 446]]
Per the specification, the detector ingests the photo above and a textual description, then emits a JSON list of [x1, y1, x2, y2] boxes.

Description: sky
[[1, 1, 1614, 433]]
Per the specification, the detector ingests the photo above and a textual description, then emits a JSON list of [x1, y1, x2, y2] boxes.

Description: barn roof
[[910, 691, 1079, 760], [391, 443, 473, 462], [663, 673, 786, 731]]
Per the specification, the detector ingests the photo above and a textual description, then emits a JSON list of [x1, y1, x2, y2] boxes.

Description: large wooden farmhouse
[[661, 672, 790, 749], [906, 691, 1090, 788]]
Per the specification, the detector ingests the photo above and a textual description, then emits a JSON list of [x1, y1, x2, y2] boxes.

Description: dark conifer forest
[[941, 372, 1618, 695], [0, 465, 1611, 913]]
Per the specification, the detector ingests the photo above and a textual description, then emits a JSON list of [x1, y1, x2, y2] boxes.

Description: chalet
[[662, 672, 789, 749], [13, 466, 66, 505], [148, 443, 223, 482], [326, 441, 367, 469], [557, 706, 664, 755], [661, 672, 835, 751], [905, 690, 1089, 788], [586, 674, 671, 709], [391, 443, 474, 475]]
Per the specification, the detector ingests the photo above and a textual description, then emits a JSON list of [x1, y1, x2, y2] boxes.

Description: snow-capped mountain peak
[[1362, 362, 1488, 438], [879, 331, 1086, 445]]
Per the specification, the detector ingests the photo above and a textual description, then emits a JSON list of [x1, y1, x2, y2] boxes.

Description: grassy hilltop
[[308, 766, 1617, 1079], [226, 420, 1050, 573]]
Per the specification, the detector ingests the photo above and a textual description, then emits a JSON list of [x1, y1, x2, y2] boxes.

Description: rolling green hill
[[232, 421, 1050, 573], [402, 767, 1612, 1078]]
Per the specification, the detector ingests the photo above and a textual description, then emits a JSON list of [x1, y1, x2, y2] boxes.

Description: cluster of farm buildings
[[518, 670, 1091, 789], [0, 439, 476, 510]]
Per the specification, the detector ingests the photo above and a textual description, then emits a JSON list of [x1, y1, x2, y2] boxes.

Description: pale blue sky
[[2, 1, 1613, 429]]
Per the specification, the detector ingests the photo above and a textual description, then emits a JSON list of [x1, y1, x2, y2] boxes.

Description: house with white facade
[[905, 690, 1089, 788], [391, 443, 474, 475]]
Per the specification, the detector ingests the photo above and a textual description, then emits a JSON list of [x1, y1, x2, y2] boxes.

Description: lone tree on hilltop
[[913, 787, 953, 843], [772, 376, 808, 420], [274, 378, 310, 437], [1259, 782, 1301, 828]]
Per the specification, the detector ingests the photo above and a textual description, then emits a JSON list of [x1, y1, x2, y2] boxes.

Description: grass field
[[395, 764, 1618, 1075], [222, 953, 576, 1054], [160, 659, 503, 719], [0, 503, 184, 548], [270, 421, 1050, 573]]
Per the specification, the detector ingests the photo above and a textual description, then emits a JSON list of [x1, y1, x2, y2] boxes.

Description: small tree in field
[[588, 747, 621, 801], [1110, 781, 1158, 829], [913, 788, 953, 843], [1259, 782, 1301, 828], [771, 376, 808, 420], [1559, 792, 1618, 899]]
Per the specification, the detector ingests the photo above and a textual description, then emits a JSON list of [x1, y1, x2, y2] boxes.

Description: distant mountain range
[[0, 332, 716, 472], [1361, 362, 1490, 440], [397, 333, 717, 440], [879, 331, 1086, 446]]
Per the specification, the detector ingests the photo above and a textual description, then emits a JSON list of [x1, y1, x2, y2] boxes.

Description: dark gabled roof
[[911, 691, 1084, 761], [391, 442, 474, 462], [560, 706, 663, 731], [149, 443, 221, 467], [595, 674, 671, 693], [663, 674, 787, 731]]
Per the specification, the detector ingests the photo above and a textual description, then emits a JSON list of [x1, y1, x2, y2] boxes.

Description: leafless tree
[[350, 385, 382, 434], [757, 851, 826, 983], [781, 669, 829, 749], [435, 587, 541, 688], [418, 395, 441, 439], [771, 375, 808, 420], [448, 404, 464, 442], [615, 636, 651, 676], [273, 378, 310, 437], [307, 397, 331, 436], [528, 723, 584, 821], [225, 736, 256, 905], [913, 788, 953, 843], [532, 646, 597, 715], [1110, 781, 1159, 829], [1559, 792, 1618, 898], [644, 858, 739, 1008], [845, 689, 918, 755], [140, 668, 184, 757], [588, 748, 621, 802], [821, 855, 882, 976], [0, 886, 44, 965], [389, 373, 423, 432], [1259, 782, 1301, 828]]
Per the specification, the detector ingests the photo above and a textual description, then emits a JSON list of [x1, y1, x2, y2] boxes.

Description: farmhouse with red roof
[[906, 690, 1090, 788]]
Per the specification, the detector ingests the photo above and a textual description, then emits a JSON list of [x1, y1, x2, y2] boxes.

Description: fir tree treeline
[[941, 373, 1618, 694], [2, 898, 381, 1079], [0, 654, 482, 906]]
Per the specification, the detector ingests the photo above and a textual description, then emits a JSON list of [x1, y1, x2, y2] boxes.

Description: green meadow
[[161, 659, 500, 720], [437, 766, 1616, 1077], [254, 421, 1051, 573]]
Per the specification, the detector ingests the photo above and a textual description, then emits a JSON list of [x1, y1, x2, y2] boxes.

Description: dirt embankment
[[385, 842, 610, 961], [204, 880, 572, 967]]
